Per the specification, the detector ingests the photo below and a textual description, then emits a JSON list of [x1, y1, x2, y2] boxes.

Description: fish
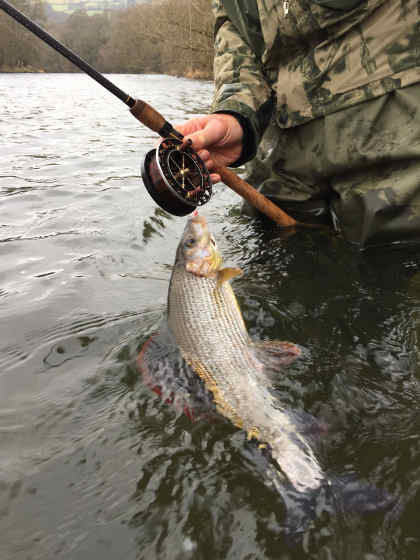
[[137, 215, 393, 534], [140, 214, 325, 493]]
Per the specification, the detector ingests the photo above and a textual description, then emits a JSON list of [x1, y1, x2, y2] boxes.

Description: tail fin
[[329, 475, 395, 516], [265, 464, 394, 552]]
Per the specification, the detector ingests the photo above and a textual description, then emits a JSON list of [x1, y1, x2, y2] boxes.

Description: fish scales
[[169, 267, 252, 373], [168, 266, 261, 426], [166, 216, 325, 492]]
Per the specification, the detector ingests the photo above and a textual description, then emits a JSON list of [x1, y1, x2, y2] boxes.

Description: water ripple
[[2, 73, 420, 560]]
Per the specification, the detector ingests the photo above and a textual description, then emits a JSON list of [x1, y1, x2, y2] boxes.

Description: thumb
[[184, 119, 226, 151]]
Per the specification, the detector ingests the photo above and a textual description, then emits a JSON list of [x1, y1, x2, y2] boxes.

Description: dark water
[[1, 73, 420, 560]]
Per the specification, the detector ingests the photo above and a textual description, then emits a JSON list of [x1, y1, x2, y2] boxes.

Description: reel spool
[[141, 137, 212, 216]]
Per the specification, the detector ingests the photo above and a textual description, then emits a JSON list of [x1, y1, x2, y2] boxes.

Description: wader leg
[[330, 160, 420, 247], [241, 118, 331, 224], [327, 84, 420, 247], [243, 83, 420, 247]]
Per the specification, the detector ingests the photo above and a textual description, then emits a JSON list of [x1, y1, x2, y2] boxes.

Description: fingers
[[175, 114, 242, 172], [197, 149, 210, 162], [197, 150, 221, 182], [210, 173, 221, 184]]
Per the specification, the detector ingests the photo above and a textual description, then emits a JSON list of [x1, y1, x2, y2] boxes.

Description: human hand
[[175, 114, 244, 183]]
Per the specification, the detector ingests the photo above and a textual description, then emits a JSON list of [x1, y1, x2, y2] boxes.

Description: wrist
[[212, 110, 257, 167]]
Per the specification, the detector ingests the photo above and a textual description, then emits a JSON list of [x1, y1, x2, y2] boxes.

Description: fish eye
[[184, 237, 196, 248]]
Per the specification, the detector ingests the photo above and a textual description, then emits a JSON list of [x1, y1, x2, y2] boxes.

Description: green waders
[[244, 83, 420, 248]]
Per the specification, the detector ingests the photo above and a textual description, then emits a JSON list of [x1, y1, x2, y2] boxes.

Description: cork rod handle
[[215, 166, 297, 227]]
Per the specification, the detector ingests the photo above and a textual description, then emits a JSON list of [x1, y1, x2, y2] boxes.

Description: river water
[[1, 73, 420, 560]]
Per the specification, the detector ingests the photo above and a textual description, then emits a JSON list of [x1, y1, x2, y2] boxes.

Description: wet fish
[[137, 215, 393, 537], [165, 214, 325, 493]]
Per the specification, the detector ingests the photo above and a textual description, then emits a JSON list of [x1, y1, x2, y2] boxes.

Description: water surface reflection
[[1, 74, 420, 560]]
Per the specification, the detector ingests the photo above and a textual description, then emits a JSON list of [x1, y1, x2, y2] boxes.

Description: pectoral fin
[[217, 267, 242, 288], [254, 340, 301, 369]]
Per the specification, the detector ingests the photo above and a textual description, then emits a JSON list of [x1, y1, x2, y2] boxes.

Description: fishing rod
[[0, 0, 297, 226]]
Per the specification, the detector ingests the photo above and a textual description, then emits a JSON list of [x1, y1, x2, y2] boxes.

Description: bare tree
[[0, 0, 48, 70], [0, 0, 215, 78]]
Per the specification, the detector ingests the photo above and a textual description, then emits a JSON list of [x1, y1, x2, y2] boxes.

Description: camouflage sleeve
[[211, 0, 274, 164]]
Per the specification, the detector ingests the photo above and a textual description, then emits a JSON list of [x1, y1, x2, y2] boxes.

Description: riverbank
[[183, 69, 213, 80], [0, 64, 45, 73], [0, 66, 212, 80]]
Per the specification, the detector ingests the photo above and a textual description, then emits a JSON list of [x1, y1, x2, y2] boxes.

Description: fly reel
[[141, 137, 212, 216]]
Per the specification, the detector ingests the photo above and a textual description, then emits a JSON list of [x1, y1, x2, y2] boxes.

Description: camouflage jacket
[[211, 0, 420, 162]]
